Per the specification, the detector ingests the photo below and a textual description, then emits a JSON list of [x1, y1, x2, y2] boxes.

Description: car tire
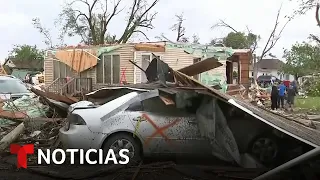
[[103, 133, 142, 165], [248, 134, 281, 165]]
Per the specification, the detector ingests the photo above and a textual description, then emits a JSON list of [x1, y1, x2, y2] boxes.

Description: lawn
[[295, 96, 320, 111]]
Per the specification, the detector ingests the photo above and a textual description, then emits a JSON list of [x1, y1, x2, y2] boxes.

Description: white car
[[59, 90, 283, 164]]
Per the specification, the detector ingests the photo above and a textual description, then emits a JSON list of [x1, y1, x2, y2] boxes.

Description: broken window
[[104, 55, 112, 84], [141, 55, 150, 83], [66, 65, 73, 77], [142, 97, 189, 115], [96, 59, 103, 83], [53, 60, 60, 80], [126, 101, 143, 111], [59, 62, 66, 78], [96, 54, 120, 84], [112, 55, 120, 84]]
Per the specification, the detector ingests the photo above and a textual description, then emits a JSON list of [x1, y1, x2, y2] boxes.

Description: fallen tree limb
[[0, 123, 25, 152]]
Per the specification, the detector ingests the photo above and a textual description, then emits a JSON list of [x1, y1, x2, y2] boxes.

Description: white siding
[[134, 47, 194, 83]]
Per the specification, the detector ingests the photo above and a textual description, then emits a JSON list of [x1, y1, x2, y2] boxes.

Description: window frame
[[141, 53, 162, 61], [140, 53, 162, 83], [96, 54, 121, 84], [53, 60, 74, 80]]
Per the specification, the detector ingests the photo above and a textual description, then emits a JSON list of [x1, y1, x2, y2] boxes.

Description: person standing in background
[[271, 85, 279, 110], [291, 80, 298, 95], [287, 82, 296, 111], [278, 81, 286, 109]]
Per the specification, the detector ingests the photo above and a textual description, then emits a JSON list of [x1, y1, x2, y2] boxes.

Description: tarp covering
[[165, 43, 234, 60], [97, 45, 122, 57]]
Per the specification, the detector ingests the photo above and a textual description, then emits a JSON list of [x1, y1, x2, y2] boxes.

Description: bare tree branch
[[117, 0, 159, 43], [211, 19, 238, 33], [32, 18, 53, 48], [170, 13, 186, 42], [316, 3, 320, 26], [260, 5, 291, 59], [310, 34, 320, 43]]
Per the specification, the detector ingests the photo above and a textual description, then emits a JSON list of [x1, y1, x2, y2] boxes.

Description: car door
[[126, 96, 211, 156], [125, 99, 174, 154]]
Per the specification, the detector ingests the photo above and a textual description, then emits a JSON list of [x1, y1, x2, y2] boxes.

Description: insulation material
[[196, 98, 241, 164], [0, 95, 50, 127], [97, 45, 122, 57], [2, 95, 49, 118], [201, 70, 228, 93], [55, 49, 98, 72]]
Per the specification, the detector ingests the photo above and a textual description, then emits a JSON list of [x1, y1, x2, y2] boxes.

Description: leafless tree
[[253, 5, 291, 82], [259, 6, 290, 59], [117, 0, 159, 43], [170, 13, 186, 42], [309, 3, 320, 43], [212, 19, 238, 33], [32, 18, 54, 48], [192, 34, 200, 44], [211, 19, 259, 53], [50, 0, 159, 45]]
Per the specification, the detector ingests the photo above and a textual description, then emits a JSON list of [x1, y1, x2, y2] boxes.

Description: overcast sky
[[0, 0, 318, 62]]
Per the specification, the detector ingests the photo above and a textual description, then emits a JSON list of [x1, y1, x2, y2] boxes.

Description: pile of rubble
[[0, 91, 68, 153], [247, 84, 271, 106]]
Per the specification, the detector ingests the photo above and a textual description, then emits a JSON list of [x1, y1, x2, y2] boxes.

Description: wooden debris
[[307, 115, 320, 121], [0, 123, 25, 152]]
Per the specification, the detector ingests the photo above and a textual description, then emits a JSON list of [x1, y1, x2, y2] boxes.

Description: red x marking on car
[[141, 113, 181, 146]]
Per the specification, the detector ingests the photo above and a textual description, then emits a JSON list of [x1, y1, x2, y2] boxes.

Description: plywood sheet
[[134, 44, 165, 52], [55, 49, 98, 73]]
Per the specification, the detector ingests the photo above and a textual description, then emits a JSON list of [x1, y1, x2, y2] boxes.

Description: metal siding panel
[[163, 47, 193, 70]]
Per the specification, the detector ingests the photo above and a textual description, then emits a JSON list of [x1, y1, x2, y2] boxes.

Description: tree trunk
[[253, 54, 258, 85]]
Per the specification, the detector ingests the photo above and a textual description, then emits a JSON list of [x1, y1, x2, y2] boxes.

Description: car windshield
[[0, 79, 29, 94]]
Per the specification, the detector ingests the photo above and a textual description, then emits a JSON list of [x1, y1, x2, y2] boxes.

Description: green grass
[[295, 96, 320, 111]]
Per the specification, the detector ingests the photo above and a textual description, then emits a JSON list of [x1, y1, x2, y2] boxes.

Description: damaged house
[[43, 42, 252, 96], [3, 57, 44, 80]]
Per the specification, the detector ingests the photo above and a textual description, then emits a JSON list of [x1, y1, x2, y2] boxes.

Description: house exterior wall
[[92, 45, 135, 90], [44, 43, 252, 92]]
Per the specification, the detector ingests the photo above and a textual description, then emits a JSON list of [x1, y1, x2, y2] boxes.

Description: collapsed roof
[[107, 56, 320, 148]]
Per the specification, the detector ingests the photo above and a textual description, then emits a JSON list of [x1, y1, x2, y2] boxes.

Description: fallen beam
[[0, 123, 25, 152]]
